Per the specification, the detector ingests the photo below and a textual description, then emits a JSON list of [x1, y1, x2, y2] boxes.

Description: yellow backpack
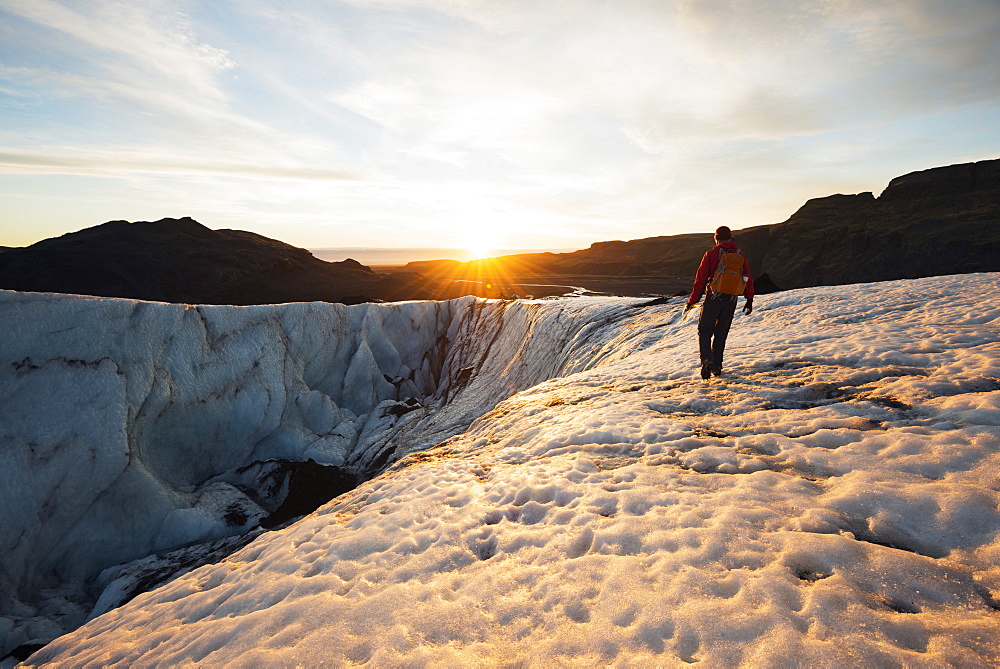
[[709, 248, 747, 296]]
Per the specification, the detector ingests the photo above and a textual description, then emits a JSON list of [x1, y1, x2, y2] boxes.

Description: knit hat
[[715, 226, 733, 240]]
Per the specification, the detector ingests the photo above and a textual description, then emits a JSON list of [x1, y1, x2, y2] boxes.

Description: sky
[[1, 0, 998, 256]]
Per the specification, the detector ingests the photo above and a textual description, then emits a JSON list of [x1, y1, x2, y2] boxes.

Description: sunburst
[[460, 229, 498, 261]]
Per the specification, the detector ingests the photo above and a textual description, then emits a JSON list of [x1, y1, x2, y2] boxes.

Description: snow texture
[[5, 273, 1000, 666]]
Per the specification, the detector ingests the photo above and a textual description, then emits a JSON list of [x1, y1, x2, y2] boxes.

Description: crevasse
[[0, 291, 645, 651]]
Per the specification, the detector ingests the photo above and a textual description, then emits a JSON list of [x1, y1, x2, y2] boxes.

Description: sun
[[460, 230, 498, 260]]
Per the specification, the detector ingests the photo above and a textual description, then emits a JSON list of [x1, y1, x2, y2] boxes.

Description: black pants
[[698, 294, 737, 368]]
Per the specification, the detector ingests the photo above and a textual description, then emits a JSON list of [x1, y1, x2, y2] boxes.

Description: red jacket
[[687, 241, 755, 305]]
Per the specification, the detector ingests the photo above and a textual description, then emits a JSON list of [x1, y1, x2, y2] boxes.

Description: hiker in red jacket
[[686, 226, 755, 379]]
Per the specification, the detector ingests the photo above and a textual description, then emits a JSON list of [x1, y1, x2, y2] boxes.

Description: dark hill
[[3, 159, 997, 304], [0, 217, 437, 305], [409, 158, 1000, 294], [738, 158, 1000, 289]]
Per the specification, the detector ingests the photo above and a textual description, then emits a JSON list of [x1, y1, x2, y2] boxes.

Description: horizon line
[[309, 246, 579, 265]]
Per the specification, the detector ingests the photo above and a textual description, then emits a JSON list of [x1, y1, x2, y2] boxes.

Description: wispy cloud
[[0, 0, 997, 249], [1, 0, 235, 100], [0, 0, 353, 165], [0, 147, 363, 181]]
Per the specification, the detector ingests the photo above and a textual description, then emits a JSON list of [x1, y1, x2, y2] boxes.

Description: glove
[[743, 300, 753, 315], [685, 303, 695, 312]]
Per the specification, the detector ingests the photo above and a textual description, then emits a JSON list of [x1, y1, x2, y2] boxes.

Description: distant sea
[[309, 247, 574, 266]]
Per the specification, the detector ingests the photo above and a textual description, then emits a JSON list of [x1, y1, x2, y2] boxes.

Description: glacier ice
[[4, 273, 1000, 666], [0, 291, 643, 656]]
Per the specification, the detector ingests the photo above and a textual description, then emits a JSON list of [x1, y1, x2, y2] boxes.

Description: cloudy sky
[[1, 0, 998, 255]]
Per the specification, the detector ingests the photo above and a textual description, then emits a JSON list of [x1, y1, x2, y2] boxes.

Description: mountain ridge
[[409, 158, 1000, 293], [0, 217, 435, 305], [1, 158, 997, 303]]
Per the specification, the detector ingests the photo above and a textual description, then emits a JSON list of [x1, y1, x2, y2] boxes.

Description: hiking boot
[[711, 364, 722, 377], [700, 360, 712, 380]]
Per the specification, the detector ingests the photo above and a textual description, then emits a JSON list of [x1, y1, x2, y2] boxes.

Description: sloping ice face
[[0, 291, 644, 653]]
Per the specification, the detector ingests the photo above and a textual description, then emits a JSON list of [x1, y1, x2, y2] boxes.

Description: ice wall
[[0, 290, 644, 652]]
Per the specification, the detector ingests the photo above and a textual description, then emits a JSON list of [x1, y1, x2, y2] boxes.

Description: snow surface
[[7, 273, 1000, 666]]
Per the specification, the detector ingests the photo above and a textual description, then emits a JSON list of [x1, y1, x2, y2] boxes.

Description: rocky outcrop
[[743, 158, 1000, 289]]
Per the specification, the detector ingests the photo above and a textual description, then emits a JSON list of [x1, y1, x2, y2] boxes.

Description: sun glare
[[461, 230, 497, 260]]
